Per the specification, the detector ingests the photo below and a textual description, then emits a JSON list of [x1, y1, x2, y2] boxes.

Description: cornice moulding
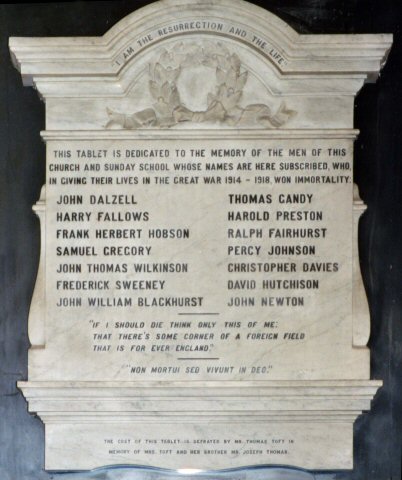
[[9, 0, 392, 93]]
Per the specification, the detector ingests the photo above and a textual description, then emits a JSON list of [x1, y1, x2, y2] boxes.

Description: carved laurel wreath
[[106, 42, 296, 129]]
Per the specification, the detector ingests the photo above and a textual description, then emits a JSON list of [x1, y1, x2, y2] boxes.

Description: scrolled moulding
[[353, 184, 370, 348], [29, 185, 46, 348]]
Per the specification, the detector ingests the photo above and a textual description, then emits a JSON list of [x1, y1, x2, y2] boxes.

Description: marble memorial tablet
[[9, 0, 392, 472]]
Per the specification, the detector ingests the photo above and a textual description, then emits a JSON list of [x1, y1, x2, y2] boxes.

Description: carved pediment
[[106, 41, 296, 130]]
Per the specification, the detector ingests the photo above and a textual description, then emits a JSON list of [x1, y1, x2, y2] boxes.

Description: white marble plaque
[[9, 0, 392, 472]]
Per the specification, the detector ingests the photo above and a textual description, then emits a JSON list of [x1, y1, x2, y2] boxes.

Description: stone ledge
[[19, 380, 381, 425]]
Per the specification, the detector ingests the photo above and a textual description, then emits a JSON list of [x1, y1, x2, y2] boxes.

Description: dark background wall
[[0, 1, 401, 479]]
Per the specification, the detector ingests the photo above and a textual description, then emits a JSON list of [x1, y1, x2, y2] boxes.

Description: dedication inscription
[[47, 135, 354, 382], [9, 0, 392, 472]]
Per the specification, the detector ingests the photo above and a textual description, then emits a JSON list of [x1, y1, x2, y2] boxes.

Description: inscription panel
[[33, 137, 361, 382], [47, 422, 352, 471]]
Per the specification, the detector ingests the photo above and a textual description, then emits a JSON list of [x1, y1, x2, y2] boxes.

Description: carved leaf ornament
[[107, 42, 296, 129]]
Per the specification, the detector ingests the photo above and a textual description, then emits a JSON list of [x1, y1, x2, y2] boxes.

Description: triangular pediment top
[[9, 0, 392, 94]]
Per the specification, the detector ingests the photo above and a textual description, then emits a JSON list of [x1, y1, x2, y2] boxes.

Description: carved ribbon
[[107, 101, 295, 129]]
